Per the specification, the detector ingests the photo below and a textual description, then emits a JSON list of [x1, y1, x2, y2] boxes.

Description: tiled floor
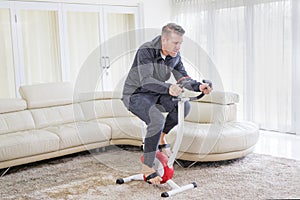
[[254, 130, 300, 161]]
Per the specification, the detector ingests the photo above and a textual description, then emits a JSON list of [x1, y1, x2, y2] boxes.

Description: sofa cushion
[[96, 117, 145, 141], [30, 104, 85, 129], [0, 130, 59, 161], [19, 82, 74, 109], [0, 110, 35, 135], [167, 121, 259, 156], [0, 99, 27, 114], [44, 121, 111, 149], [80, 99, 134, 120], [185, 102, 237, 123]]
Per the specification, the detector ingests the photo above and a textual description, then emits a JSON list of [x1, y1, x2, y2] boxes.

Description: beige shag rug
[[1, 145, 300, 200]]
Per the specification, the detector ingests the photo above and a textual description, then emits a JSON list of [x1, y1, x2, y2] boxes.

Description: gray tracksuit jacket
[[122, 35, 201, 104]]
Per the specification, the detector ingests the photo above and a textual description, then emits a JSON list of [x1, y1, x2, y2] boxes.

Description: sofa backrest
[[184, 90, 239, 105], [29, 104, 84, 129], [184, 90, 239, 123], [79, 90, 239, 123], [0, 99, 35, 135], [185, 102, 237, 123], [78, 91, 134, 121], [19, 82, 74, 109], [19, 82, 84, 129]]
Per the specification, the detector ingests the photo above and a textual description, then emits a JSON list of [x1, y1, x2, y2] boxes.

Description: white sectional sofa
[[0, 82, 259, 171]]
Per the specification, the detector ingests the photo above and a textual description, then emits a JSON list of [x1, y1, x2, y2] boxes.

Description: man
[[122, 23, 212, 185]]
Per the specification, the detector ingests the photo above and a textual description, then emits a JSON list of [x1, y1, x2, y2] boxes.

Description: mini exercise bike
[[116, 79, 212, 198]]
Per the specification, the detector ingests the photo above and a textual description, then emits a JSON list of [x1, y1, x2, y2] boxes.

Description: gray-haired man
[[122, 23, 212, 184]]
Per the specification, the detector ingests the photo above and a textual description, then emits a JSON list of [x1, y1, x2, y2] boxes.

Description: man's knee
[[149, 109, 165, 128]]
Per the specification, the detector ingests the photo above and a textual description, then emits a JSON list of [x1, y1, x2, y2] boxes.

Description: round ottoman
[[167, 121, 259, 162]]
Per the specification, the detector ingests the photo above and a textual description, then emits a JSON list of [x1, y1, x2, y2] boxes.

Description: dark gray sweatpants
[[123, 93, 190, 168]]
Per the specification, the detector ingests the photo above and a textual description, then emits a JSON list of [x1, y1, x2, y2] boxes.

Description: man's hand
[[199, 83, 212, 95], [169, 84, 183, 96]]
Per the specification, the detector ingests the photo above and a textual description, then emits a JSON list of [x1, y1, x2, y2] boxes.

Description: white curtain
[[21, 10, 62, 85], [0, 8, 16, 98], [66, 11, 100, 85], [171, 0, 294, 132], [252, 1, 292, 131]]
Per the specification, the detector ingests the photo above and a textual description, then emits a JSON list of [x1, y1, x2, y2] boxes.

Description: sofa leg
[[1, 167, 10, 177], [93, 148, 100, 153], [92, 147, 106, 153], [175, 160, 197, 168]]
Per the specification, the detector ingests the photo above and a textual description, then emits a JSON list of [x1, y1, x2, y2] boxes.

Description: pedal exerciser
[[116, 79, 212, 198]]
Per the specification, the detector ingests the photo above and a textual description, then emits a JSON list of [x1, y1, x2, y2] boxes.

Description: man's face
[[162, 31, 183, 57]]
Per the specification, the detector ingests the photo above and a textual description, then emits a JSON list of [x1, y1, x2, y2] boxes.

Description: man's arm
[[173, 55, 213, 94], [172, 56, 201, 92]]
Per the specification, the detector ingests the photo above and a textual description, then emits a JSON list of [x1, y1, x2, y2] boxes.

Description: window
[[252, 1, 292, 131], [172, 0, 296, 133], [0, 2, 140, 97], [0, 8, 16, 98], [20, 9, 62, 84], [65, 11, 100, 84]]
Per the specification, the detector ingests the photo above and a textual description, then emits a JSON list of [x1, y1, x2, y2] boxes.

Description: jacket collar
[[151, 35, 163, 58]]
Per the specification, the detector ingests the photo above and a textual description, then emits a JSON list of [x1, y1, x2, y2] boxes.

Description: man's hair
[[162, 23, 185, 37]]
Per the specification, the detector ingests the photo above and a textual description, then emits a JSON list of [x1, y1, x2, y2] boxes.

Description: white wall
[[139, 0, 171, 40], [139, 0, 171, 29]]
